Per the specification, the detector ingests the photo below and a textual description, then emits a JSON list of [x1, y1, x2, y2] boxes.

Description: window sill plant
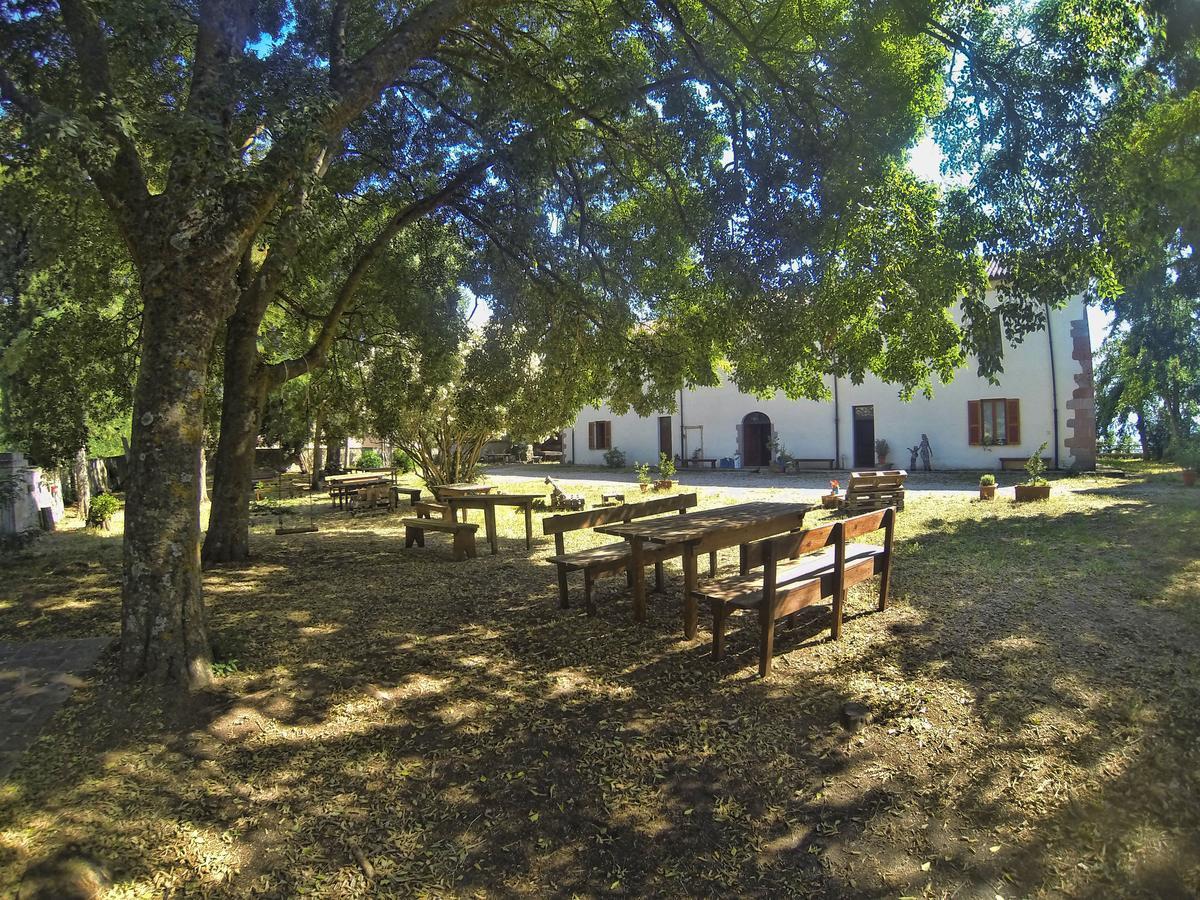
[[1014, 442, 1051, 502]]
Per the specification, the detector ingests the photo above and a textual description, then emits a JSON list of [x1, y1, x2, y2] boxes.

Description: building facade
[[563, 293, 1098, 472]]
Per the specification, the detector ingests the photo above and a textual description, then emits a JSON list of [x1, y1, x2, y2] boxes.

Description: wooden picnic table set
[[400, 483, 544, 560], [543, 495, 897, 676], [374, 472, 899, 676]]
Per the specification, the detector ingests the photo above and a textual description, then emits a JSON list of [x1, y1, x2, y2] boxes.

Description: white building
[[563, 292, 1097, 472]]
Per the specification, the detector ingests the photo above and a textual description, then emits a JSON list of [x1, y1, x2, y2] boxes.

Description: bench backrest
[[542, 493, 699, 551], [744, 507, 895, 573]]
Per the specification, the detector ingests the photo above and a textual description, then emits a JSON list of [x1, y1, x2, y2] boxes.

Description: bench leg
[[524, 505, 533, 551], [831, 589, 847, 640], [453, 528, 476, 561], [653, 560, 664, 593], [878, 561, 893, 612], [557, 566, 570, 609], [712, 601, 728, 660], [583, 569, 597, 616], [485, 504, 498, 555], [708, 551, 717, 578], [758, 607, 775, 678], [405, 525, 424, 548]]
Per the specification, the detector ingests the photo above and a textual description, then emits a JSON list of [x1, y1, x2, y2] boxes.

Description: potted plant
[[875, 438, 891, 469], [1176, 441, 1199, 487], [767, 434, 786, 473], [822, 479, 841, 508], [1014, 442, 1051, 501], [635, 462, 652, 493], [655, 452, 676, 490], [978, 472, 996, 500]]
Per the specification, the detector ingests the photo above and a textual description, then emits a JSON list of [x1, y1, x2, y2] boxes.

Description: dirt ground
[[1, 461, 1198, 898]]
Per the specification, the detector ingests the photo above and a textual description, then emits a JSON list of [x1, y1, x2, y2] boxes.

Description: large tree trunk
[[121, 280, 219, 689], [202, 311, 270, 565], [71, 447, 91, 520]]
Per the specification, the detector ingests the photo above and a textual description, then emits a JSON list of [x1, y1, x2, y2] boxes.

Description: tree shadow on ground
[[2, 489, 1199, 897]]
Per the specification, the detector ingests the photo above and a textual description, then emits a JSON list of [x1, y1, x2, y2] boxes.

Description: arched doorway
[[741, 412, 772, 467]]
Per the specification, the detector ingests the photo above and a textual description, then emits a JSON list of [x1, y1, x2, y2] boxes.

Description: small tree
[[659, 452, 676, 480], [1024, 442, 1050, 486]]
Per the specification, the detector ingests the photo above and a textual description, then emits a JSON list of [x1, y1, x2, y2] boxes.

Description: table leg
[[523, 503, 533, 550], [630, 537, 646, 623], [682, 543, 698, 639], [485, 504, 498, 555]]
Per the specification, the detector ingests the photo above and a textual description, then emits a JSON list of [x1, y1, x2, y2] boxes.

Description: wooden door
[[852, 405, 875, 469], [658, 416, 672, 459], [741, 412, 772, 467]]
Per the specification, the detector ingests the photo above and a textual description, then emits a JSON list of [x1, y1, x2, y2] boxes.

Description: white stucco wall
[[564, 293, 1092, 471]]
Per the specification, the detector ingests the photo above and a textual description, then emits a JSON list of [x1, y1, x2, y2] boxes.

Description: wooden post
[[630, 537, 647, 623], [681, 543, 698, 639]]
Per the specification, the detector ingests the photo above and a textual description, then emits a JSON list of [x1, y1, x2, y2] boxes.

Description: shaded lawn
[[1, 469, 1198, 898]]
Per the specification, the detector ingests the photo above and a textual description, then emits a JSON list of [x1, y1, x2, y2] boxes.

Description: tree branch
[[262, 153, 495, 387]]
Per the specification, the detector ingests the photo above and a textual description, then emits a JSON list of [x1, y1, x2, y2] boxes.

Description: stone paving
[[0, 637, 112, 780]]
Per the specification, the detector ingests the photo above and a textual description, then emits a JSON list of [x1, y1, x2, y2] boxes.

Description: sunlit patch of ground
[[1, 464, 1198, 897]]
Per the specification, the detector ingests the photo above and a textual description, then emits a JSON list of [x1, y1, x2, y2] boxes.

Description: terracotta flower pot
[[1183, 469, 1197, 487], [1014, 484, 1051, 502], [639, 483, 650, 493], [979, 485, 996, 500], [655, 479, 675, 491]]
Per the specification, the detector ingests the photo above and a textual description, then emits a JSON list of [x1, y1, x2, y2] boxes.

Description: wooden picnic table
[[328, 475, 391, 508], [597, 501, 813, 638], [434, 482, 495, 499], [348, 465, 399, 482], [443, 492, 544, 554]]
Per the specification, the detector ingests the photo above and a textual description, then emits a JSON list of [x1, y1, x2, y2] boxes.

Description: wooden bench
[[391, 486, 422, 507], [999, 456, 1050, 472], [401, 517, 479, 561], [841, 470, 906, 513], [681, 457, 718, 469], [698, 508, 896, 676], [787, 458, 836, 471], [543, 493, 699, 613], [413, 500, 450, 519]]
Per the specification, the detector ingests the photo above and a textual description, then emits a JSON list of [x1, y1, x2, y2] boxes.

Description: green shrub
[[1174, 440, 1200, 471], [392, 448, 415, 473], [86, 492, 121, 529], [1024, 442, 1049, 486], [979, 473, 996, 486], [357, 448, 384, 469], [659, 452, 676, 480], [635, 462, 652, 485], [603, 446, 626, 468]]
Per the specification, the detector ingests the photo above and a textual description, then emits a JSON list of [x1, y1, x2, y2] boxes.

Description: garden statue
[[918, 434, 933, 471], [907, 444, 919, 470]]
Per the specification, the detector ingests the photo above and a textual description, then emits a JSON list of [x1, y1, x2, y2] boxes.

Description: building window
[[968, 399, 1020, 446], [588, 420, 612, 450]]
